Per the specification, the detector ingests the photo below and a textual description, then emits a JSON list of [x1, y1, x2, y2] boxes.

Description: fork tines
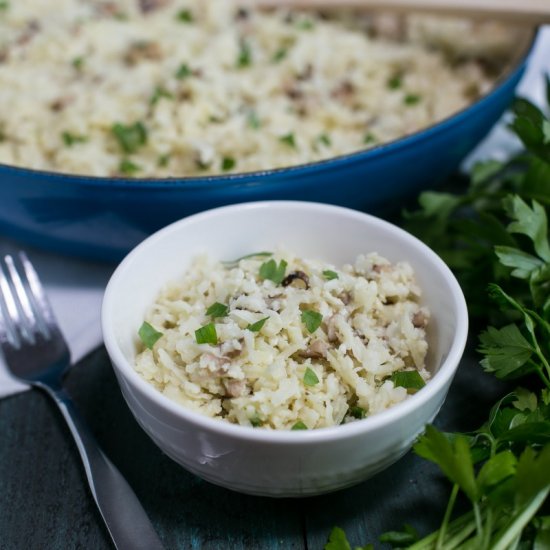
[[0, 252, 52, 349]]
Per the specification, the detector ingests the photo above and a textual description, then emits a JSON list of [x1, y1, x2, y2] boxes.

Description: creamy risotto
[[0, 0, 517, 177], [135, 250, 430, 430]]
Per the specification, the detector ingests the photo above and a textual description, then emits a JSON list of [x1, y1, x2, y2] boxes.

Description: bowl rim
[[102, 200, 469, 444], [0, 29, 537, 188]]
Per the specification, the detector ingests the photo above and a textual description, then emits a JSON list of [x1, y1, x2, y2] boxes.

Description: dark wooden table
[[0, 341, 506, 550]]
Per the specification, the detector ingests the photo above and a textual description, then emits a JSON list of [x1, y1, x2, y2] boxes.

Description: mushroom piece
[[123, 41, 163, 65], [412, 310, 429, 329], [282, 271, 309, 290], [302, 339, 330, 359], [139, 0, 170, 13], [224, 379, 247, 398]]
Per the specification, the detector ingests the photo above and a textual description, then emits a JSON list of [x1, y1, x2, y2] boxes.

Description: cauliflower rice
[[0, 0, 517, 177], [135, 250, 431, 430]]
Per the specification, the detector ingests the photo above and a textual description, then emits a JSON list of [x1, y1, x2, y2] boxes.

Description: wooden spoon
[[253, 0, 550, 24]]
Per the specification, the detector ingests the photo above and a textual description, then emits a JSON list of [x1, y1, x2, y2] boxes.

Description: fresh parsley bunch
[[326, 83, 550, 549]]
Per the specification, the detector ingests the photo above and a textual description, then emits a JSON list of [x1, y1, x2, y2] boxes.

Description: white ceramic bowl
[[102, 201, 468, 497]]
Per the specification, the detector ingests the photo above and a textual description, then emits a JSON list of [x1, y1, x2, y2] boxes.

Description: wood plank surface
[[0, 342, 507, 549]]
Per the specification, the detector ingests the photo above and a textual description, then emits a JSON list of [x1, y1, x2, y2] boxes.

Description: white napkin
[[0, 238, 114, 397], [0, 27, 549, 399]]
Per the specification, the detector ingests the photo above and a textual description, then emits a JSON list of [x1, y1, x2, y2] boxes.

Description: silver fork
[[0, 252, 164, 550]]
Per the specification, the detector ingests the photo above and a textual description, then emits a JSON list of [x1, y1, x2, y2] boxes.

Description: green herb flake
[[291, 421, 308, 430], [175, 8, 193, 23], [247, 317, 269, 333], [391, 370, 426, 391], [349, 406, 366, 419], [119, 158, 141, 175], [247, 110, 261, 129], [323, 270, 339, 281], [297, 19, 314, 30], [150, 86, 174, 106], [236, 40, 252, 68], [0, 1, 9, 11], [111, 121, 147, 154], [71, 56, 85, 70], [318, 133, 332, 147], [175, 63, 192, 80], [404, 93, 422, 106], [303, 367, 320, 386], [62, 132, 88, 147], [138, 321, 163, 349], [364, 132, 377, 145], [157, 154, 171, 167], [195, 323, 218, 345], [301, 310, 323, 333], [249, 415, 263, 427], [221, 156, 236, 171], [279, 133, 296, 148], [206, 302, 229, 318], [387, 74, 403, 90], [272, 48, 288, 63], [259, 259, 288, 284]]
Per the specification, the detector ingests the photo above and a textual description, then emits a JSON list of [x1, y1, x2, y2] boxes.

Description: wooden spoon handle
[[253, 0, 550, 24]]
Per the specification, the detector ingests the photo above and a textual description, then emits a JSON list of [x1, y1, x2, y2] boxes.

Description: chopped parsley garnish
[[119, 158, 141, 175], [247, 110, 261, 130], [291, 421, 308, 430], [387, 74, 403, 90], [221, 156, 236, 171], [157, 154, 171, 167], [206, 302, 229, 318], [349, 406, 366, 419], [301, 310, 323, 333], [249, 414, 263, 427], [150, 86, 174, 105], [259, 259, 288, 284], [318, 134, 332, 147], [323, 270, 339, 280], [272, 48, 288, 63], [391, 370, 426, 391], [195, 323, 218, 345], [175, 63, 192, 79], [138, 321, 163, 349], [62, 132, 88, 147], [364, 132, 377, 145], [404, 93, 422, 106], [303, 367, 320, 386], [112, 121, 147, 154], [279, 133, 296, 148], [297, 19, 314, 30], [175, 9, 193, 23], [237, 40, 252, 68], [71, 56, 85, 70], [247, 317, 269, 333]]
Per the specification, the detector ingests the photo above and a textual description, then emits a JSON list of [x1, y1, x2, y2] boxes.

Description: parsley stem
[[435, 483, 459, 550], [527, 358, 550, 390], [490, 487, 549, 550], [473, 502, 484, 549]]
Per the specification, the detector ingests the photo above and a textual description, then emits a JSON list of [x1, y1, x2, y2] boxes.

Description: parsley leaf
[[301, 310, 323, 333], [138, 321, 163, 349], [259, 259, 287, 284], [206, 302, 228, 318], [119, 158, 141, 175], [175, 63, 192, 79], [291, 421, 308, 430], [323, 270, 339, 280], [390, 370, 426, 391], [349, 406, 366, 419], [247, 317, 269, 332], [112, 121, 147, 154], [62, 132, 88, 147], [175, 9, 193, 23], [279, 133, 296, 148], [195, 323, 217, 345], [221, 156, 236, 171], [303, 366, 320, 386], [237, 39, 252, 68]]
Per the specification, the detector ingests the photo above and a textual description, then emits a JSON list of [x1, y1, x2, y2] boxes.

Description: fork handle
[[41, 385, 165, 550]]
